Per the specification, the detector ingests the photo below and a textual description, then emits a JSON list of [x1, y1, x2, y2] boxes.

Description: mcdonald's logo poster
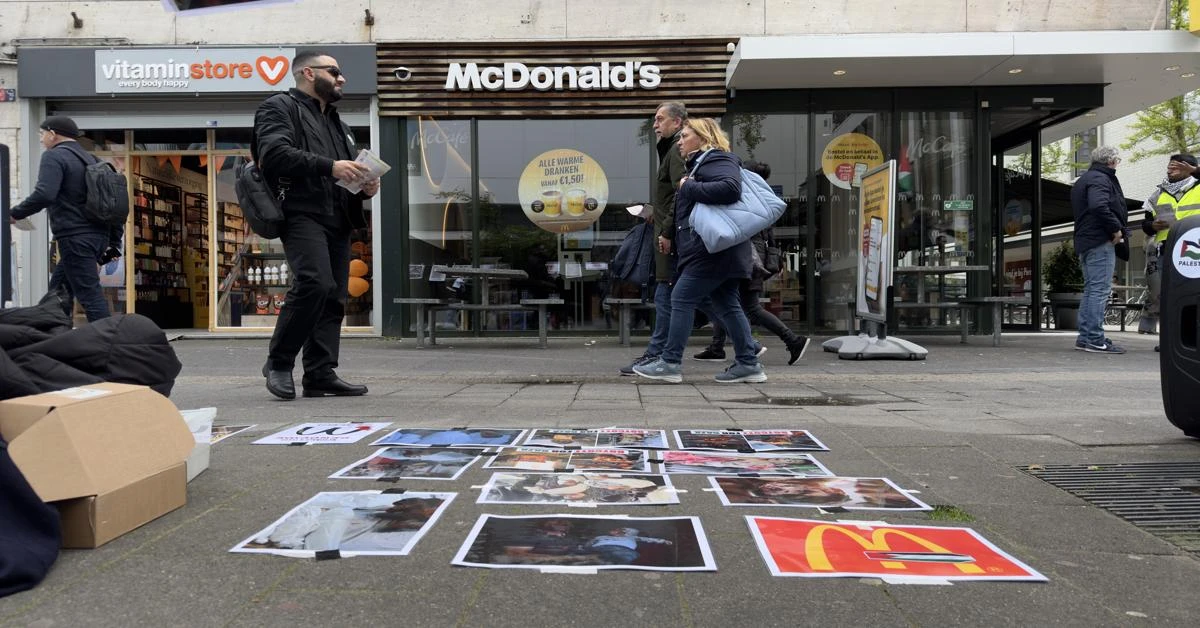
[[252, 422, 392, 445], [746, 516, 1047, 582]]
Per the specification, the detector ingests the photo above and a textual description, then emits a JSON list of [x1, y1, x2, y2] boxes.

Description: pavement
[[2, 328, 1199, 628]]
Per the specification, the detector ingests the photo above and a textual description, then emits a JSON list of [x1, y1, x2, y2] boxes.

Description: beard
[[314, 74, 343, 103]]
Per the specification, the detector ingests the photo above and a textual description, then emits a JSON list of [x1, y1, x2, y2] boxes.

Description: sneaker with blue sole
[[714, 362, 767, 383], [632, 358, 683, 383]]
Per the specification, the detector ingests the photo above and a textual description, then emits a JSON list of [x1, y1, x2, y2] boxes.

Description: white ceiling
[[727, 30, 1200, 142]]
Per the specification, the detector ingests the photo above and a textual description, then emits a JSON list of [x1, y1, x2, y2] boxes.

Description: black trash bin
[[1160, 214, 1200, 437]]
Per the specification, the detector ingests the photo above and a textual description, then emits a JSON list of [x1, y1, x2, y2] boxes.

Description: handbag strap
[[687, 149, 714, 177]]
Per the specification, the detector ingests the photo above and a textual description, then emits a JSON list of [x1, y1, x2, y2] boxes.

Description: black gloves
[[98, 245, 122, 265]]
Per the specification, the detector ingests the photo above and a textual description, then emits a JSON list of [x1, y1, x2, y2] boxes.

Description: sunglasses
[[307, 65, 343, 79]]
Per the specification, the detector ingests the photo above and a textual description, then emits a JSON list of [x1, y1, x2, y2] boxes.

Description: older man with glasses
[[253, 50, 376, 399], [1070, 145, 1130, 354]]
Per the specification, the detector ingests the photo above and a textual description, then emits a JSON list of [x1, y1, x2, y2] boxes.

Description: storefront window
[[133, 128, 208, 152]]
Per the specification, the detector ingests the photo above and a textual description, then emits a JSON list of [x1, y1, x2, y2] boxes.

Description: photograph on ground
[[660, 451, 832, 476], [252, 422, 392, 445], [330, 447, 486, 481], [211, 424, 255, 444], [372, 428, 527, 447], [674, 429, 828, 452], [230, 491, 455, 557], [746, 516, 1047, 582], [484, 447, 649, 473], [477, 473, 679, 505], [524, 428, 669, 449], [453, 515, 716, 571], [710, 476, 931, 511]]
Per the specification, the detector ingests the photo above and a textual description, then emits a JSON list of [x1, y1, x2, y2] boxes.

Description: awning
[[727, 30, 1200, 142]]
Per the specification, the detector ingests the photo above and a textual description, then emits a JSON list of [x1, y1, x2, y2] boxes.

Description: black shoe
[[262, 364, 295, 400], [620, 354, 657, 376], [692, 348, 726, 361], [1155, 345, 1160, 352], [302, 374, 368, 397], [787, 336, 811, 365]]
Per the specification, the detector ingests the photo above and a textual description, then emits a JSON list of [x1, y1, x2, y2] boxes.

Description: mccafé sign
[[95, 48, 297, 94], [445, 61, 661, 92]]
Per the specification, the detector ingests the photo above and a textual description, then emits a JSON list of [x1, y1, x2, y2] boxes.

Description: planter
[[1047, 292, 1083, 330]]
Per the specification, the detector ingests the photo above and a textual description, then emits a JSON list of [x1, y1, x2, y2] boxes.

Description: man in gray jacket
[[620, 102, 687, 375], [10, 116, 121, 323]]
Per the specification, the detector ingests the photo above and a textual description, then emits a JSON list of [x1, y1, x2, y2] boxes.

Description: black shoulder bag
[[236, 94, 304, 239]]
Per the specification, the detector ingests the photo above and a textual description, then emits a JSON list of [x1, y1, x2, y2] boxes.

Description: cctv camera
[[726, 42, 736, 53], [393, 67, 412, 81]]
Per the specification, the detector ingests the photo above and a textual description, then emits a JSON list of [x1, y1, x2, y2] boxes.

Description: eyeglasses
[[306, 65, 343, 79]]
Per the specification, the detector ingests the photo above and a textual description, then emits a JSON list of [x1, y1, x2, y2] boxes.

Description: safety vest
[[1151, 183, 1200, 243]]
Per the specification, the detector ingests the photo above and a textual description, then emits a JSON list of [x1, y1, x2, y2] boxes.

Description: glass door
[[995, 140, 1039, 329]]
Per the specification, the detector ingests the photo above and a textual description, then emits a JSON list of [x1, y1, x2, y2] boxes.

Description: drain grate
[[725, 395, 871, 407], [1021, 462, 1200, 552]]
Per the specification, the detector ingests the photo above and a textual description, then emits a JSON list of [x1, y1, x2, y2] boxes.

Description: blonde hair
[[684, 118, 730, 153]]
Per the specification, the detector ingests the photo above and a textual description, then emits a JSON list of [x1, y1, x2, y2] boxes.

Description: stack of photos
[[252, 422, 392, 445], [477, 473, 679, 506], [485, 448, 649, 472], [453, 515, 716, 571], [372, 427, 527, 447], [230, 491, 455, 557], [674, 429, 828, 452], [661, 451, 832, 476], [524, 428, 669, 449], [710, 477, 930, 511], [330, 447, 486, 481], [745, 516, 1048, 582], [210, 424, 255, 444]]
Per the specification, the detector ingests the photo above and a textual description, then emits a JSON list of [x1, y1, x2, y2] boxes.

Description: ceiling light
[[1007, 68, 1023, 74], [1183, 73, 1196, 79], [832, 69, 847, 76], [1165, 65, 1181, 71]]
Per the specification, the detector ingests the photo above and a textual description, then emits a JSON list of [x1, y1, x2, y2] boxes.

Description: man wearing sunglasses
[[254, 51, 376, 400]]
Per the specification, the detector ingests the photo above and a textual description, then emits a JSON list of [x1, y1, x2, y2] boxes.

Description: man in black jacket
[[1070, 145, 1129, 354], [255, 51, 375, 400], [10, 116, 121, 323]]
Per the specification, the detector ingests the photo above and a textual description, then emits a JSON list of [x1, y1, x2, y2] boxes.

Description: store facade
[[13, 44, 379, 333]]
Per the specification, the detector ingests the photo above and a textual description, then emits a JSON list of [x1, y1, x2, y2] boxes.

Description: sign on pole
[[855, 160, 896, 323]]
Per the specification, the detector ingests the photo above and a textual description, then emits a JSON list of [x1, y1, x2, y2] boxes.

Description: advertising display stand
[[1159, 214, 1200, 437], [821, 161, 928, 360]]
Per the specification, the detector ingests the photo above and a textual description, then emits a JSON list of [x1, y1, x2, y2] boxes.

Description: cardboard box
[[180, 408, 216, 482], [0, 383, 193, 548]]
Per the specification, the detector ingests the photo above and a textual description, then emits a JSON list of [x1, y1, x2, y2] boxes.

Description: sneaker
[[1083, 340, 1126, 354], [714, 362, 767, 383], [787, 336, 810, 365], [619, 354, 657, 376], [632, 358, 683, 383], [1073, 339, 1088, 351], [692, 348, 726, 361], [1155, 345, 1160, 352]]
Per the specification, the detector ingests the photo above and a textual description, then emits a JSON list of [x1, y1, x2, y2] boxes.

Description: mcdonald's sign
[[746, 516, 1047, 582]]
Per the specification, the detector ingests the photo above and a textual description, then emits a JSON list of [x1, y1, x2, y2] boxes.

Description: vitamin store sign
[[95, 48, 296, 93]]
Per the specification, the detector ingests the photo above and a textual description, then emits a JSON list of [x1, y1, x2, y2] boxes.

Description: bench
[[392, 298, 447, 348], [1105, 301, 1144, 332], [424, 299, 564, 349], [957, 297, 1030, 346], [604, 298, 655, 347]]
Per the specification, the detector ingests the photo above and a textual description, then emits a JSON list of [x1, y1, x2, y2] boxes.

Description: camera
[[392, 67, 412, 81]]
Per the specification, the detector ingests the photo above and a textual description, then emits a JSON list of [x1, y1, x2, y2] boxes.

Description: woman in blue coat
[[633, 118, 766, 384]]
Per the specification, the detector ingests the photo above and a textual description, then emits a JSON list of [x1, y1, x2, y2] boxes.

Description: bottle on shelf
[[280, 263, 289, 285]]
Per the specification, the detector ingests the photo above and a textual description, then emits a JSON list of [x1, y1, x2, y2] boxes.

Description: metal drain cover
[[1022, 462, 1200, 552], [725, 395, 870, 407]]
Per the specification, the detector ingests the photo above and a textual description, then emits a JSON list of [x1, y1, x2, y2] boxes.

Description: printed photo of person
[[485, 448, 648, 473], [330, 447, 484, 481], [566, 449, 649, 473], [452, 515, 716, 572], [231, 491, 455, 557], [592, 429, 669, 449], [524, 429, 599, 448], [675, 430, 751, 451], [485, 448, 573, 471], [210, 424, 255, 444], [742, 430, 828, 452], [660, 451, 832, 476], [478, 473, 678, 505], [372, 428, 527, 448], [711, 476, 930, 511]]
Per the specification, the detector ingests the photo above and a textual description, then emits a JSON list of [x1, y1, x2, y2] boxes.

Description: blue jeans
[[662, 272, 757, 366], [49, 232, 111, 323], [593, 544, 639, 564], [1078, 242, 1115, 346], [644, 282, 673, 356]]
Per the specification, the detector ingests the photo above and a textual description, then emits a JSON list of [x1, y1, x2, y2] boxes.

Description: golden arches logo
[[803, 524, 984, 574]]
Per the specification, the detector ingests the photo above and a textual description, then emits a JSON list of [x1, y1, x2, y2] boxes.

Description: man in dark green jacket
[[620, 102, 687, 375]]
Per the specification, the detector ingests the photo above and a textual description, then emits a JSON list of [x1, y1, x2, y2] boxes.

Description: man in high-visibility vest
[[1140, 154, 1200, 350]]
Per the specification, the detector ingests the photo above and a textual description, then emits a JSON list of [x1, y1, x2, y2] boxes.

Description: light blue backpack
[[686, 150, 786, 253]]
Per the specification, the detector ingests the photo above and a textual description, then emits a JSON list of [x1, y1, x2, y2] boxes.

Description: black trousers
[[267, 212, 351, 378], [49, 232, 111, 323], [708, 281, 801, 350]]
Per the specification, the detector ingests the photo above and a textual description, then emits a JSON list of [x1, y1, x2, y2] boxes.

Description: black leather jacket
[[253, 89, 366, 227]]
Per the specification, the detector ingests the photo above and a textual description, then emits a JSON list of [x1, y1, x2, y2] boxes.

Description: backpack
[[63, 145, 129, 227], [237, 93, 305, 240]]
